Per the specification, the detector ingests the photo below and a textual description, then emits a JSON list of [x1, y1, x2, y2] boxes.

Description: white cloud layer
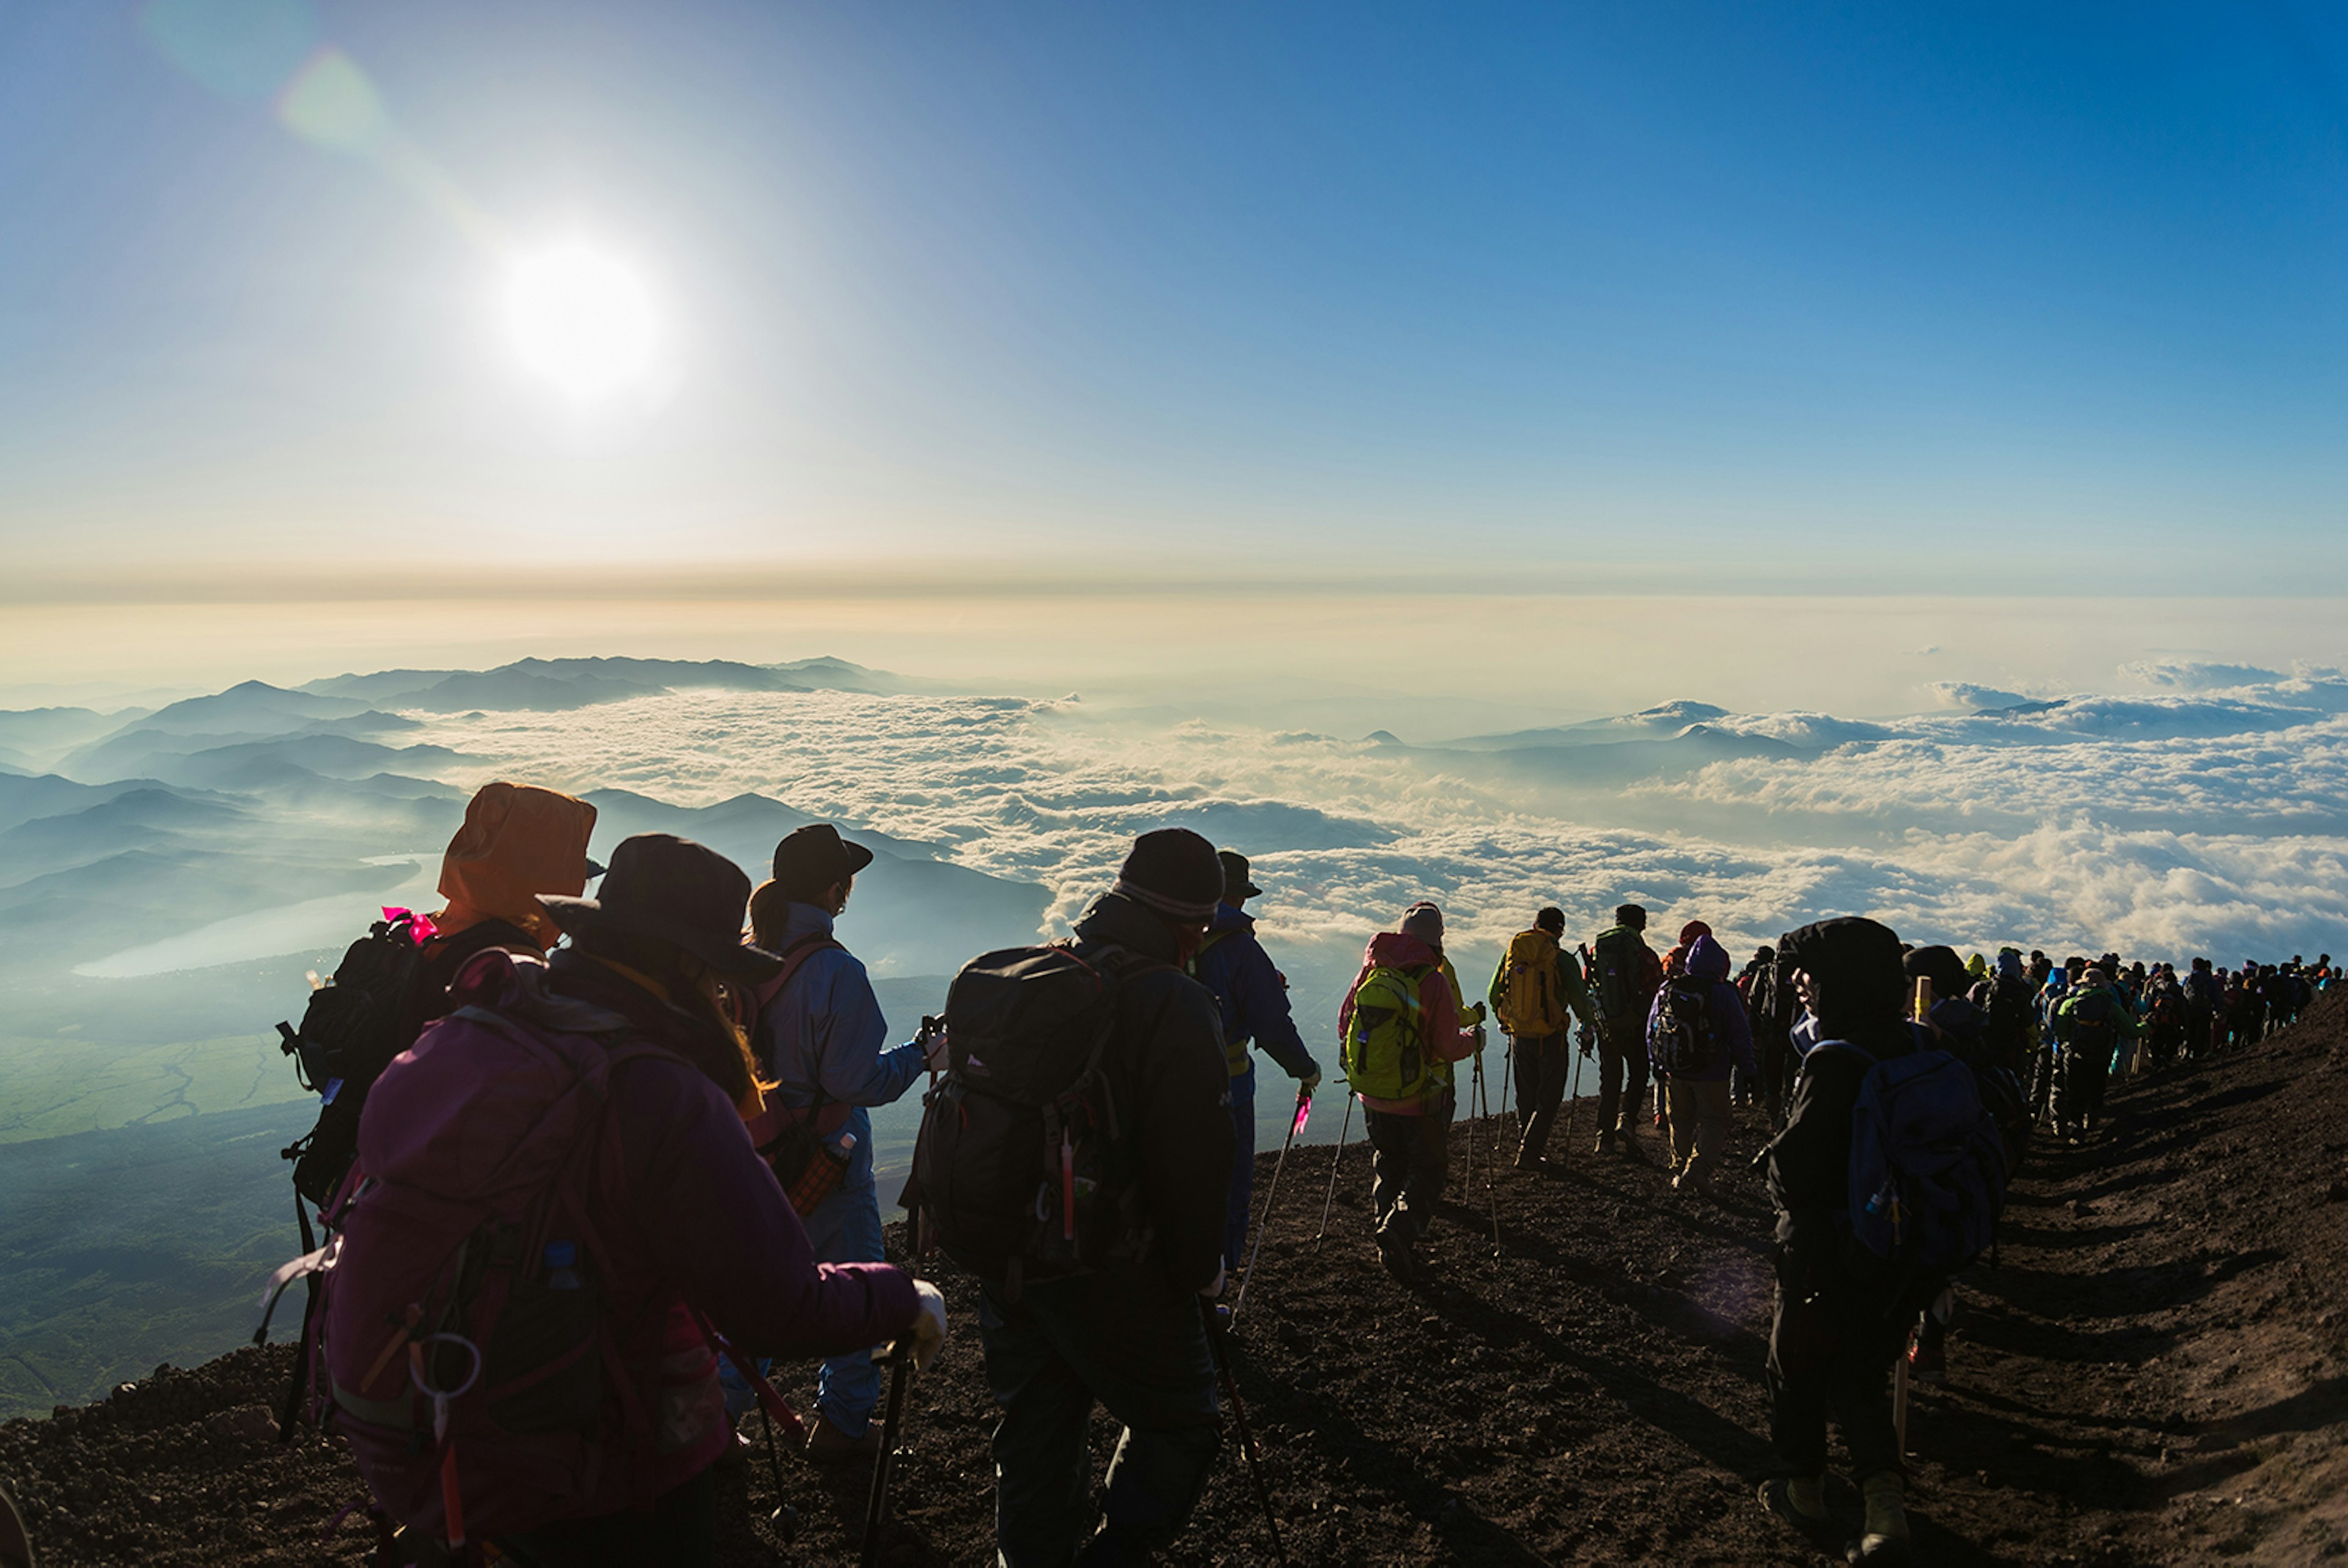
[[402, 668, 2348, 1003]]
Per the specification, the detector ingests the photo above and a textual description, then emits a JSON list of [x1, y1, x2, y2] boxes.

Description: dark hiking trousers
[[497, 1464, 717, 1567], [2030, 1043, 2057, 1123], [1510, 1032, 1571, 1160], [979, 1270, 1221, 1567], [1765, 1265, 1912, 1485], [1364, 1092, 1454, 1242], [1595, 1021, 1650, 1139], [2058, 1046, 2111, 1133]]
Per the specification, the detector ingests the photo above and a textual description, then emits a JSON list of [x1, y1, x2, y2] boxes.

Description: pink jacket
[[1338, 931, 1479, 1115]]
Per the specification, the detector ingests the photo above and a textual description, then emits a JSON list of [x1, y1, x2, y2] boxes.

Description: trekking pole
[[1893, 1330, 1913, 1459], [1476, 1040, 1502, 1256], [1202, 1298, 1290, 1566], [1230, 1086, 1310, 1328], [860, 1345, 914, 1568], [757, 1404, 801, 1544], [1563, 1026, 1589, 1168], [1502, 1031, 1518, 1148], [1314, 1084, 1354, 1250], [1463, 1053, 1477, 1196]]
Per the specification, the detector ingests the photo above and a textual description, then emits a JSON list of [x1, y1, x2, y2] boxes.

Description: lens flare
[[503, 243, 659, 400]]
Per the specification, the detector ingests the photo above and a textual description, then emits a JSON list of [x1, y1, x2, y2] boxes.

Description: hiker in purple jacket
[[325, 833, 945, 1567], [1645, 932, 1755, 1198]]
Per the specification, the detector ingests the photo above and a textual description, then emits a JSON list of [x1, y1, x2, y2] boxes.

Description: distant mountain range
[[299, 653, 934, 712], [0, 657, 1030, 988]]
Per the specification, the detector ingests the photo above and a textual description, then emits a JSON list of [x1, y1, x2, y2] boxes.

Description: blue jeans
[[718, 1182, 887, 1435], [979, 1271, 1220, 1566], [1223, 1061, 1255, 1271]]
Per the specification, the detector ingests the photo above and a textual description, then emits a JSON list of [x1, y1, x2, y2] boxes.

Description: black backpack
[[275, 914, 528, 1218], [912, 942, 1156, 1298], [276, 913, 434, 1215], [2066, 987, 2118, 1062], [1647, 974, 1716, 1074], [1986, 976, 2032, 1053], [1591, 927, 1645, 1026]]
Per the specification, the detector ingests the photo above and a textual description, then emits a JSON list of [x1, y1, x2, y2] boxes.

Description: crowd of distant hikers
[[248, 780, 2338, 1567]]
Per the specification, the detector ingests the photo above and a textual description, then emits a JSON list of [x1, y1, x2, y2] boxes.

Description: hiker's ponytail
[[748, 878, 791, 951]]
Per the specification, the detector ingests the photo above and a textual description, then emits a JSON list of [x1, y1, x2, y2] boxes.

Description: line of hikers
[[260, 778, 2335, 1567]]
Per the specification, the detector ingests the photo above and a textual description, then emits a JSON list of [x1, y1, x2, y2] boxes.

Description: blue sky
[[3, 1, 2346, 593]]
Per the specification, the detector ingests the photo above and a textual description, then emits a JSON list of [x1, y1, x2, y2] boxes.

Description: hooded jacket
[[1763, 918, 1912, 1276], [1192, 902, 1320, 1083], [1068, 890, 1237, 1295], [1339, 930, 1477, 1116], [340, 949, 917, 1529], [435, 782, 598, 949], [1645, 933, 1755, 1084]]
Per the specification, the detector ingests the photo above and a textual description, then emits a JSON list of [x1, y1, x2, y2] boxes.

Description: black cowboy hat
[[539, 832, 781, 979], [772, 822, 876, 892]]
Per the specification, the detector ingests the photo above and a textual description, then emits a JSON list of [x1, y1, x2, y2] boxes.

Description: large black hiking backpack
[[1986, 977, 2033, 1064], [275, 913, 531, 1216], [1646, 973, 1717, 1074], [276, 912, 434, 1213], [2065, 987, 2119, 1068], [1591, 927, 1644, 1028], [912, 943, 1155, 1297]]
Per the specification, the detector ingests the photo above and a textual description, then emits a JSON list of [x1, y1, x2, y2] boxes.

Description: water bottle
[[544, 1240, 581, 1290]]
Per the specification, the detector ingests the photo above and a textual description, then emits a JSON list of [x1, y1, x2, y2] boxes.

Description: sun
[[503, 241, 659, 400]]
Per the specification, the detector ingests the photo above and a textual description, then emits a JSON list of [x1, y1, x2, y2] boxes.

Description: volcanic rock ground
[[4, 996, 2344, 1566]]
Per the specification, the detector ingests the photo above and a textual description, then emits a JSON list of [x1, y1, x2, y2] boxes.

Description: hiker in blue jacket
[[1191, 850, 1323, 1275], [748, 823, 932, 1463]]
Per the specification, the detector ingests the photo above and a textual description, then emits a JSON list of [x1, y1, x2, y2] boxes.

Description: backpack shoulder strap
[[753, 929, 847, 1009]]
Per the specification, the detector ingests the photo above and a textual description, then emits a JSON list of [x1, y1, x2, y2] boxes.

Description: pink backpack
[[284, 949, 734, 1553]]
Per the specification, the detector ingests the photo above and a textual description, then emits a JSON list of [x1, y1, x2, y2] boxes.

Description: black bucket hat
[[1217, 850, 1262, 902], [539, 832, 781, 979]]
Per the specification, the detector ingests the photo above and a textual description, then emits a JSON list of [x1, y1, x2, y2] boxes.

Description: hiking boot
[[1847, 1471, 1911, 1564], [1377, 1229, 1419, 1283], [1593, 1130, 1616, 1157], [1759, 1474, 1833, 1544], [1615, 1133, 1647, 1165], [1908, 1341, 1947, 1386], [805, 1413, 881, 1465]]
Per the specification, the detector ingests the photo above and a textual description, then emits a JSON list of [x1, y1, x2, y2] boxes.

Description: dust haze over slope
[[1, 651, 2346, 1416]]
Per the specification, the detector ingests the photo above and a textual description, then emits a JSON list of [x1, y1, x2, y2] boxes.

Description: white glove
[[1198, 1263, 1227, 1300], [890, 1279, 947, 1374]]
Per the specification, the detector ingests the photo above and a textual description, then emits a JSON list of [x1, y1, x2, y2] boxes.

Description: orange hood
[[435, 781, 597, 947]]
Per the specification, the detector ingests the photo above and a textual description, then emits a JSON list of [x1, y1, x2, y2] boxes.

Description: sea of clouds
[[405, 660, 2348, 1005]]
